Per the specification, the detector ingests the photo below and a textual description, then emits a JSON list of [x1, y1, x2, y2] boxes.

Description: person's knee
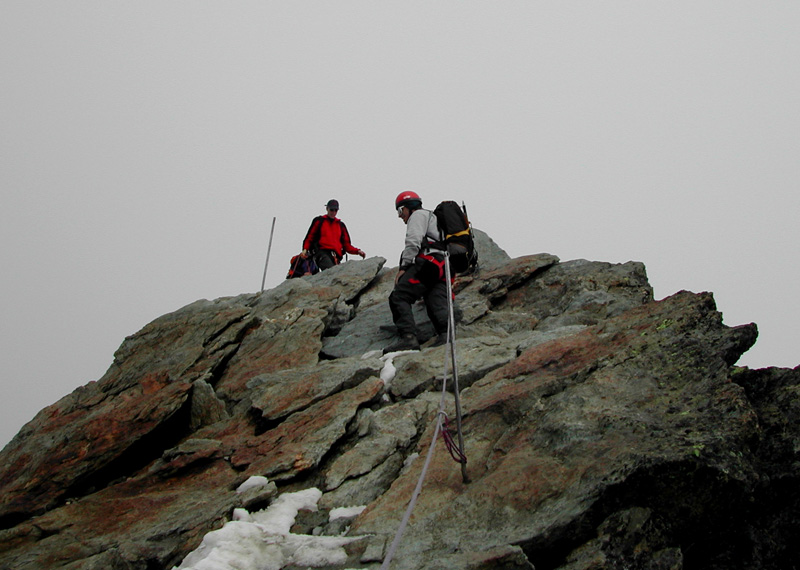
[[433, 311, 449, 333], [390, 283, 417, 304], [427, 298, 449, 332], [389, 291, 411, 315]]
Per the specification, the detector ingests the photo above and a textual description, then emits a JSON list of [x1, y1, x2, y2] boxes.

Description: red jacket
[[302, 215, 360, 257]]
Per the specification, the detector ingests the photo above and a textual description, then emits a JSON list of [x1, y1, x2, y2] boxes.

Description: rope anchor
[[439, 412, 467, 465]]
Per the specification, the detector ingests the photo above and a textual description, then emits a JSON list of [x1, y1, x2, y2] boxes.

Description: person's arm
[[339, 221, 365, 257], [399, 210, 430, 269], [302, 217, 321, 256]]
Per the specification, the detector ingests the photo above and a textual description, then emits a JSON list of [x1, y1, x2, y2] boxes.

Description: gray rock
[[324, 396, 438, 490], [236, 480, 278, 511], [2, 233, 797, 570], [472, 226, 512, 270], [189, 377, 229, 430]]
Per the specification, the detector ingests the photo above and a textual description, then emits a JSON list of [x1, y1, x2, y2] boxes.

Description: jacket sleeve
[[339, 221, 361, 255], [302, 217, 322, 251], [399, 210, 434, 269]]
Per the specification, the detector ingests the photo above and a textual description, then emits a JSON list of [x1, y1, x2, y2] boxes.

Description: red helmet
[[395, 191, 422, 209]]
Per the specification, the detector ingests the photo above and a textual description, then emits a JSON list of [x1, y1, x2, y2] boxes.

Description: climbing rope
[[440, 412, 468, 464], [380, 252, 468, 569], [379, 391, 446, 569], [442, 251, 469, 483]]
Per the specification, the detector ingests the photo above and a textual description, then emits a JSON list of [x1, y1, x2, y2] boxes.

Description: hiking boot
[[421, 333, 449, 349], [383, 333, 420, 354]]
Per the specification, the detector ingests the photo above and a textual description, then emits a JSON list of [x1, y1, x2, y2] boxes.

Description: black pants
[[389, 256, 449, 337], [315, 250, 340, 271]]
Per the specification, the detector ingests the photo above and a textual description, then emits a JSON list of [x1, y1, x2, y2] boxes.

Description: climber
[[301, 199, 365, 271], [383, 191, 449, 354]]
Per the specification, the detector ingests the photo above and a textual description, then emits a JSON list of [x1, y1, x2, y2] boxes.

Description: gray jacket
[[399, 209, 442, 269]]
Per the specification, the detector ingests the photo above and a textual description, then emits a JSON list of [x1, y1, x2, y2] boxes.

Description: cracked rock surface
[[1, 231, 798, 570]]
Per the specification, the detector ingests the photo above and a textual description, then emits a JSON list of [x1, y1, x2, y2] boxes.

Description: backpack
[[286, 254, 319, 279], [432, 200, 478, 274]]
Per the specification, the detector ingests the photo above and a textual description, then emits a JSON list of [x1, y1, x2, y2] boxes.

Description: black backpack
[[432, 200, 478, 274]]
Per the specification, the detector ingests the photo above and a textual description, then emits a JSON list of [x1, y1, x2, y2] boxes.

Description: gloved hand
[[357, 249, 366, 258]]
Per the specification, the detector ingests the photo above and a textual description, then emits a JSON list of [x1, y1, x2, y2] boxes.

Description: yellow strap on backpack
[[445, 229, 470, 239]]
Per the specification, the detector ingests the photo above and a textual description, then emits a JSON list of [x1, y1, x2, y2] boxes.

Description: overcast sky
[[2, 2, 798, 449]]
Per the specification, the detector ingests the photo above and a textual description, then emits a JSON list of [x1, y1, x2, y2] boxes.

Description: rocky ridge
[[0, 229, 798, 569]]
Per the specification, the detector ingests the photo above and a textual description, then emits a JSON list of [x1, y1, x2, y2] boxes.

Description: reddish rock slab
[[0, 371, 192, 526], [231, 378, 385, 480], [0, 457, 238, 570]]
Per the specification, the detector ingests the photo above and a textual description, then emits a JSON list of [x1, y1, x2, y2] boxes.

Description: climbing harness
[[380, 251, 468, 569]]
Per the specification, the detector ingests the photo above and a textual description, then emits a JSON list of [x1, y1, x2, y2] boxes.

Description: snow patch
[[231, 508, 251, 522], [379, 350, 417, 386], [380, 357, 396, 386], [251, 488, 320, 535], [382, 349, 418, 358], [173, 488, 361, 570], [235, 475, 270, 494], [329, 505, 367, 521]]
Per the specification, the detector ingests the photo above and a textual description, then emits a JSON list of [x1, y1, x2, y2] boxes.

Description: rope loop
[[439, 412, 467, 464]]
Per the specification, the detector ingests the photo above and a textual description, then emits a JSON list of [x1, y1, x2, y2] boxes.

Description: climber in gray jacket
[[383, 190, 449, 354]]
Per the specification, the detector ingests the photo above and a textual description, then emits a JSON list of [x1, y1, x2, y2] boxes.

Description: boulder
[[1, 245, 797, 570]]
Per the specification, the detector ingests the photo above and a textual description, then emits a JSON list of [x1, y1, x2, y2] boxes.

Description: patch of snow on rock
[[173, 488, 362, 570]]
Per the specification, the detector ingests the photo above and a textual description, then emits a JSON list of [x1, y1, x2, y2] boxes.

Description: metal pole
[[444, 252, 469, 483], [260, 217, 276, 292]]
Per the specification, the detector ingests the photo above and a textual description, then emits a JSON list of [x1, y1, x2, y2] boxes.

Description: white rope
[[380, 379, 448, 569], [380, 252, 467, 568]]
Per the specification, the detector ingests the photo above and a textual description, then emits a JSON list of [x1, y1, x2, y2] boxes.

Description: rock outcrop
[[1, 229, 798, 570]]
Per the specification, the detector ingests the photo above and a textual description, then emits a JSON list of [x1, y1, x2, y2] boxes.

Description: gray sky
[[2, 2, 798, 448]]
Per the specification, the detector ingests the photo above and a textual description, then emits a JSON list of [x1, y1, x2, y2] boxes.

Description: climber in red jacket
[[301, 199, 366, 270]]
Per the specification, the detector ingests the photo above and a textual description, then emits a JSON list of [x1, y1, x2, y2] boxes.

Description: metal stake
[[260, 217, 276, 292], [444, 252, 469, 483]]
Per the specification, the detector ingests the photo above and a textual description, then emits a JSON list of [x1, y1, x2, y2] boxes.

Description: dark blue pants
[[388, 258, 449, 337], [315, 250, 340, 271]]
